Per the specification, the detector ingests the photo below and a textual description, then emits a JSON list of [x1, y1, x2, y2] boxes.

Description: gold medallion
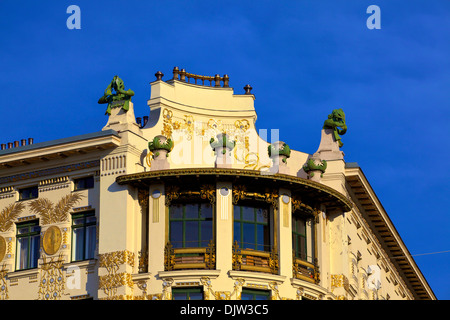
[[0, 236, 6, 262], [42, 226, 62, 255]]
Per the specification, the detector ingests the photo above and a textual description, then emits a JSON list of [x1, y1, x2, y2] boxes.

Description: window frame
[[241, 288, 271, 300], [18, 186, 38, 201], [292, 214, 307, 260], [71, 211, 97, 262], [73, 176, 95, 191], [291, 210, 316, 263], [15, 219, 41, 271], [172, 287, 204, 300], [233, 204, 271, 252], [168, 202, 214, 248]]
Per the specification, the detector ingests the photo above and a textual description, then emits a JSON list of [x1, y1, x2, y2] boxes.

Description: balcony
[[164, 240, 216, 271], [232, 241, 279, 275], [292, 253, 320, 284]]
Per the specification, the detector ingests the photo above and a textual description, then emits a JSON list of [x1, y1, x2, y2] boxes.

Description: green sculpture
[[268, 142, 291, 164], [210, 134, 236, 154], [148, 136, 174, 154], [323, 109, 347, 147], [303, 158, 327, 178], [98, 75, 135, 116]]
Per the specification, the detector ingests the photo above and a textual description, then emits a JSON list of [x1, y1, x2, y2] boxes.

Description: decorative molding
[[116, 168, 353, 212], [98, 250, 136, 299], [0, 160, 100, 185]]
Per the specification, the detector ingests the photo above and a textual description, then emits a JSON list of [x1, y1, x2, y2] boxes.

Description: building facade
[[0, 68, 435, 300]]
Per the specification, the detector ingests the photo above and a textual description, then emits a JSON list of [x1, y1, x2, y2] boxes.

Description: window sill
[[158, 269, 221, 280], [7, 268, 39, 280], [64, 259, 97, 269]]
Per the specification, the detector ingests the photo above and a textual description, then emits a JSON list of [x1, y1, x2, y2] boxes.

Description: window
[[234, 205, 270, 251], [292, 215, 307, 260], [18, 186, 38, 201], [16, 220, 41, 270], [172, 287, 203, 300], [72, 211, 96, 261], [169, 203, 213, 248], [241, 288, 270, 300], [73, 176, 94, 191], [292, 213, 315, 263]]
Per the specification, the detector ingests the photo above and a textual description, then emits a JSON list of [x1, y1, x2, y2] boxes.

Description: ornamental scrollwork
[[165, 185, 180, 206], [232, 185, 247, 205], [200, 184, 216, 204], [98, 250, 135, 299]]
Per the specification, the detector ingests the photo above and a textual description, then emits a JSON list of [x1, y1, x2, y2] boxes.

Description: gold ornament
[[42, 226, 62, 255]]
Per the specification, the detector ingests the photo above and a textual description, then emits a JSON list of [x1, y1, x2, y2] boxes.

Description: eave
[[116, 168, 353, 213], [345, 163, 436, 300], [0, 130, 121, 170]]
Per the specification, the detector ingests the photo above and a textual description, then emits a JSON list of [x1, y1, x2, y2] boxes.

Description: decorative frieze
[[0, 160, 100, 185]]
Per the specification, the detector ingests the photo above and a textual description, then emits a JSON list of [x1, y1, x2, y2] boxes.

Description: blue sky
[[0, 1, 449, 299]]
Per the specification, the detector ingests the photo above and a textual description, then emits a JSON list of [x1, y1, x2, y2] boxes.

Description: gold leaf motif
[[0, 202, 26, 232], [29, 193, 84, 225]]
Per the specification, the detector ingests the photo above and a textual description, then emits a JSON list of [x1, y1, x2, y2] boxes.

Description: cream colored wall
[[0, 161, 101, 300], [0, 78, 421, 300]]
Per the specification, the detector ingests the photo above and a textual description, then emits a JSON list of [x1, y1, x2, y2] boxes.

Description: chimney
[[1, 144, 5, 150], [8, 142, 13, 149], [28, 138, 33, 145], [143, 116, 149, 127]]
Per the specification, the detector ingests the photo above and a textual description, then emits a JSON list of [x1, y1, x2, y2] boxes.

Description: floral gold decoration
[[200, 184, 216, 204], [164, 185, 180, 206], [0, 263, 8, 300], [98, 250, 135, 299], [38, 253, 65, 300]]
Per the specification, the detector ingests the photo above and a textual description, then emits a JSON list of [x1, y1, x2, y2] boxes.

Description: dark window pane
[[256, 208, 268, 223], [234, 222, 241, 244], [19, 186, 38, 200], [170, 205, 183, 219], [185, 221, 199, 246], [185, 204, 198, 219], [74, 176, 94, 190], [233, 206, 241, 220], [189, 292, 203, 300], [201, 221, 213, 245], [170, 221, 183, 247], [243, 223, 255, 249], [200, 203, 212, 219], [242, 206, 254, 222], [173, 292, 187, 300]]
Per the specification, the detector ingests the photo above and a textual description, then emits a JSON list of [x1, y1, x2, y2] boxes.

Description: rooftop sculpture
[[98, 75, 135, 116]]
